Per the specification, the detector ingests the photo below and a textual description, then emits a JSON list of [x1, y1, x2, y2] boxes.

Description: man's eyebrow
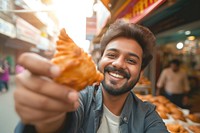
[[106, 48, 118, 52], [128, 53, 140, 60]]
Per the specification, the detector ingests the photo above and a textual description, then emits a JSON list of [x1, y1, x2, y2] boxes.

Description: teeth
[[109, 72, 124, 78]]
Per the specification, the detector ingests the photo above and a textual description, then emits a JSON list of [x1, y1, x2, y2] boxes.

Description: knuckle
[[61, 88, 68, 100], [38, 97, 50, 109], [34, 79, 48, 93], [17, 52, 30, 65], [13, 87, 24, 102], [34, 84, 43, 92], [15, 73, 22, 84]]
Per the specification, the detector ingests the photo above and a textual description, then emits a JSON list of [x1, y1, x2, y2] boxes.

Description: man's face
[[170, 64, 179, 72], [98, 37, 143, 95]]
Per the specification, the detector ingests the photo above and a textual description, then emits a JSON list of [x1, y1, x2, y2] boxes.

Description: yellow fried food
[[51, 28, 104, 91]]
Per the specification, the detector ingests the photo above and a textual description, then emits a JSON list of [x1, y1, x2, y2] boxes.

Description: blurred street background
[[1, 0, 200, 132]]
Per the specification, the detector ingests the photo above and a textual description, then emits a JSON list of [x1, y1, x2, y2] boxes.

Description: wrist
[[36, 113, 67, 133]]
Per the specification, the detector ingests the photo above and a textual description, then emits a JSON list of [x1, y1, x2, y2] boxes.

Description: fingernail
[[50, 65, 60, 77], [68, 91, 79, 101]]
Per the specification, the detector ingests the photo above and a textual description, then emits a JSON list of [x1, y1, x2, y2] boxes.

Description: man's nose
[[112, 57, 125, 69]]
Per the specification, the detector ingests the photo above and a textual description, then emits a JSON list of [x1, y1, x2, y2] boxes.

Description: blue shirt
[[15, 85, 169, 133]]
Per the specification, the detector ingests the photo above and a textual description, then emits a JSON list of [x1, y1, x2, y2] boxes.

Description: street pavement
[[0, 76, 20, 133]]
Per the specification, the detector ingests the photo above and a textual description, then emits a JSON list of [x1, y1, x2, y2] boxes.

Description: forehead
[[104, 37, 143, 56]]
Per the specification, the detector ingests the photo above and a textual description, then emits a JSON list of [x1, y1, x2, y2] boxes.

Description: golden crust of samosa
[[51, 28, 104, 91]]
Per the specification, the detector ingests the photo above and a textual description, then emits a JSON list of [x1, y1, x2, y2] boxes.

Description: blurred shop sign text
[[115, 0, 166, 23]]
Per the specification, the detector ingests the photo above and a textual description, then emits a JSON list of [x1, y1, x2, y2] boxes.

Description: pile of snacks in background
[[136, 94, 200, 133]]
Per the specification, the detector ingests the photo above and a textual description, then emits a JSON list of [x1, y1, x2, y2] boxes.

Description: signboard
[[16, 17, 41, 45], [0, 18, 16, 38], [114, 0, 166, 23]]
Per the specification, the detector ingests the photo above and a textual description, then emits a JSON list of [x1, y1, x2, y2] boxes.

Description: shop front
[[0, 16, 54, 74], [139, 0, 200, 94]]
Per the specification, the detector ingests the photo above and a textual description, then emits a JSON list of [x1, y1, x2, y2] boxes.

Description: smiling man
[[14, 19, 169, 133], [99, 37, 142, 96]]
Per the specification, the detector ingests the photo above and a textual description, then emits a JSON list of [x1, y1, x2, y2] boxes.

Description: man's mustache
[[104, 66, 130, 79]]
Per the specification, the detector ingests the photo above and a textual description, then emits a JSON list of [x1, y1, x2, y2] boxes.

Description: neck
[[102, 88, 129, 116]]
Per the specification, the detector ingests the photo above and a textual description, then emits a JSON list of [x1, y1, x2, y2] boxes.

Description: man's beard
[[101, 66, 140, 96]]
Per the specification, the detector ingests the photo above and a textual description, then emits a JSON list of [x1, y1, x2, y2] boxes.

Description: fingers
[[15, 101, 60, 123], [15, 73, 79, 112], [15, 52, 79, 129], [15, 101, 66, 125], [17, 52, 60, 78], [15, 71, 79, 103], [14, 87, 79, 112]]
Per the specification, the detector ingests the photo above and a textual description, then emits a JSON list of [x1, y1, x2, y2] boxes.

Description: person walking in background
[[156, 59, 191, 108], [0, 59, 10, 92], [0, 65, 5, 93]]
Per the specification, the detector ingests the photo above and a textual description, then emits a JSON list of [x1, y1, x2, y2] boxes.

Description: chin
[[102, 80, 132, 96]]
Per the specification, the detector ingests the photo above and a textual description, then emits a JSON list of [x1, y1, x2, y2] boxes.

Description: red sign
[[115, 0, 166, 23]]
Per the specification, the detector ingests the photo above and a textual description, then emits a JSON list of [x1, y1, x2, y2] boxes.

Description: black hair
[[170, 59, 181, 66]]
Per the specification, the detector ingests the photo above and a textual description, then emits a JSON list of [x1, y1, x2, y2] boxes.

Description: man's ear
[[138, 69, 144, 80], [140, 69, 144, 75]]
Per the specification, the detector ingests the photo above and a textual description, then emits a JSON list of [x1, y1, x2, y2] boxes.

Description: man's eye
[[127, 59, 136, 64], [107, 54, 116, 58]]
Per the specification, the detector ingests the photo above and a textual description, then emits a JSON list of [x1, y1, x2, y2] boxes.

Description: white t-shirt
[[97, 105, 120, 133], [157, 68, 190, 94]]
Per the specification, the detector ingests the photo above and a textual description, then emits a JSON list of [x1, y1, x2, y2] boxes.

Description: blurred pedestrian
[[156, 59, 191, 108], [0, 59, 10, 92], [0, 65, 5, 93]]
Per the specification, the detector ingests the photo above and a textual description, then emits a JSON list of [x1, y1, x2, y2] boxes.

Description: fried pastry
[[186, 114, 200, 123], [171, 113, 186, 122], [51, 28, 104, 91], [188, 125, 200, 132], [166, 124, 188, 133]]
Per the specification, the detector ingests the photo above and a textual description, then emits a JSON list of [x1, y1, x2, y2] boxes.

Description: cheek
[[97, 59, 105, 73], [98, 58, 110, 72], [130, 67, 141, 79]]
